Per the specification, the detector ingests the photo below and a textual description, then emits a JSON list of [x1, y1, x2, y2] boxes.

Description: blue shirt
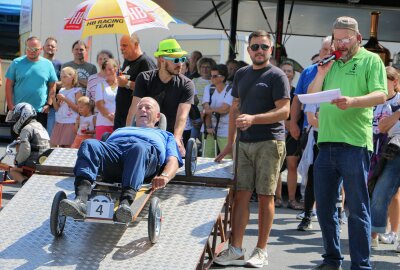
[[108, 127, 183, 167], [294, 64, 318, 128], [6, 55, 58, 112]]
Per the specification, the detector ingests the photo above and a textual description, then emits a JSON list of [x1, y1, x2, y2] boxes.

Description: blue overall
[[73, 127, 182, 190]]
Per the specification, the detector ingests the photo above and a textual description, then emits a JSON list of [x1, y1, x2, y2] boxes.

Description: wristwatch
[[161, 172, 169, 180], [126, 80, 132, 89]]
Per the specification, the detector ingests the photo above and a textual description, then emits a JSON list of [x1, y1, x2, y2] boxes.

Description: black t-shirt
[[114, 53, 156, 127], [134, 70, 195, 132], [232, 64, 290, 142]]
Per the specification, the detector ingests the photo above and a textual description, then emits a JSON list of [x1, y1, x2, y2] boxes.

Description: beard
[[251, 53, 271, 66], [166, 65, 181, 76], [340, 42, 359, 61]]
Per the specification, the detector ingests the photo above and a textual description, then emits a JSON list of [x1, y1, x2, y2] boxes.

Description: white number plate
[[88, 201, 113, 219]]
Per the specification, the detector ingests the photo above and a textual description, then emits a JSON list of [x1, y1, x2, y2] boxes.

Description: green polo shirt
[[318, 48, 387, 151]]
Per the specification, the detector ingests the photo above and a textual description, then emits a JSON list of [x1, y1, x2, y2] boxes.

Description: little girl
[[50, 67, 82, 147], [71, 96, 96, 148]]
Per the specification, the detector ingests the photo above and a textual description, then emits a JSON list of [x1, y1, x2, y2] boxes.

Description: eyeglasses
[[249, 44, 270, 52], [333, 36, 355, 45], [163, 56, 187, 64], [211, 74, 224, 78], [27, 47, 41, 52]]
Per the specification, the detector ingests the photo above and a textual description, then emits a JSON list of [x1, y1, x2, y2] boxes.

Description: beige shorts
[[236, 140, 286, 195]]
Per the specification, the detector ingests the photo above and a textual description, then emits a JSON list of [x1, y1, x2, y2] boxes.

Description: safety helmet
[[6, 103, 37, 134], [154, 39, 187, 58]]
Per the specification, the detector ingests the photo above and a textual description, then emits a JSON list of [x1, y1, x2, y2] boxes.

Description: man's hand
[[152, 175, 169, 190], [331, 96, 355, 110], [289, 120, 301, 140], [42, 104, 50, 113], [236, 114, 255, 131], [117, 74, 129, 88], [215, 144, 232, 162], [175, 137, 186, 157]]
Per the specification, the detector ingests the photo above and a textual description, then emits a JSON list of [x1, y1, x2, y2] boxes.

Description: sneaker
[[395, 241, 400, 253], [214, 245, 246, 266], [379, 232, 398, 244], [371, 237, 379, 248], [313, 263, 343, 270], [246, 247, 268, 268], [59, 198, 87, 219], [115, 204, 134, 223], [296, 211, 318, 221], [297, 217, 313, 231]]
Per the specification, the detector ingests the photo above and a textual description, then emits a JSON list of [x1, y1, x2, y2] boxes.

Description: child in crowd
[[50, 67, 82, 147], [71, 96, 96, 148]]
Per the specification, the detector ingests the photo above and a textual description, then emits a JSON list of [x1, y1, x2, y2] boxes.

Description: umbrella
[[64, 0, 175, 39]]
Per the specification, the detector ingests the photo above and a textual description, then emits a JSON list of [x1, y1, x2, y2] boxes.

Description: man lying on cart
[[59, 97, 183, 223]]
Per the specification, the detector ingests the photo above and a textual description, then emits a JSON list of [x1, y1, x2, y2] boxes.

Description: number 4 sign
[[88, 200, 114, 219]]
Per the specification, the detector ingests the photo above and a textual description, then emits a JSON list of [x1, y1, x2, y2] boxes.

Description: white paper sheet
[[298, 89, 341, 104]]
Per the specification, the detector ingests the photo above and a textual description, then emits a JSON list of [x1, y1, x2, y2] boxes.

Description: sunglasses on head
[[249, 44, 270, 52], [163, 56, 187, 64], [27, 47, 41, 52]]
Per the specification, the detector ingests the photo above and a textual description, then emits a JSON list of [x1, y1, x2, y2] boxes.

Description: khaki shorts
[[236, 140, 286, 195]]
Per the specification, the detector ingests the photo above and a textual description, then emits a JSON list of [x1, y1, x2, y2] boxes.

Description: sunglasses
[[249, 44, 270, 52], [211, 74, 224, 78], [27, 47, 41, 52], [163, 56, 187, 64]]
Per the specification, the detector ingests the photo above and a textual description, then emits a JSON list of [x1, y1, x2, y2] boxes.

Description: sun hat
[[154, 39, 187, 57]]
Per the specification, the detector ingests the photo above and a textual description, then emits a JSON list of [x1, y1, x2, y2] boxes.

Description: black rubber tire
[[148, 197, 162, 244], [50, 191, 67, 237], [185, 138, 197, 176], [37, 148, 54, 165]]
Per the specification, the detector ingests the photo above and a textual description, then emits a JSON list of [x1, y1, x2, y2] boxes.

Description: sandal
[[287, 200, 304, 210], [275, 198, 283, 208]]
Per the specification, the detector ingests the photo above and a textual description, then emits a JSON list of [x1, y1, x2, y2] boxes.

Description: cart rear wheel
[[148, 197, 162, 244], [185, 138, 197, 176], [50, 191, 67, 237]]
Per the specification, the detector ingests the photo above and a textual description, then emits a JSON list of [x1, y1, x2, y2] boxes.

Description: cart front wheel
[[185, 138, 197, 176], [148, 197, 162, 244], [50, 191, 67, 237]]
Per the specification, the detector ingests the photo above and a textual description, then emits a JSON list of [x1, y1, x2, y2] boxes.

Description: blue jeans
[[74, 138, 160, 190], [371, 153, 400, 233], [47, 108, 56, 137], [314, 143, 371, 270]]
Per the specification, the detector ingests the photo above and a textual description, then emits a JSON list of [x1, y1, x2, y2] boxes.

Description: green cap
[[154, 39, 187, 57]]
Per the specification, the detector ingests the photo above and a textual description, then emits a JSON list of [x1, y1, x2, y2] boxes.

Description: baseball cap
[[333, 16, 359, 33], [154, 39, 187, 57]]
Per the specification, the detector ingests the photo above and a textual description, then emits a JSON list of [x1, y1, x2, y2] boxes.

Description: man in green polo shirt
[[308, 17, 387, 270]]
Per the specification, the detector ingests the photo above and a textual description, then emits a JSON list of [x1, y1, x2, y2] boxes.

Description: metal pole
[[274, 0, 285, 65], [229, 0, 239, 60]]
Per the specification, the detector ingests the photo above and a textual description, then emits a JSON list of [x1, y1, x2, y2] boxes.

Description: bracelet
[[45, 103, 51, 106]]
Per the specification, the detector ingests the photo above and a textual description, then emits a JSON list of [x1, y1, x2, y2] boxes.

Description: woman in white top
[[95, 58, 118, 140], [86, 50, 113, 104], [201, 64, 233, 158]]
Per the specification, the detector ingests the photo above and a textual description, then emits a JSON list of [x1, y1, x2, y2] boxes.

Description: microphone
[[318, 51, 342, 66]]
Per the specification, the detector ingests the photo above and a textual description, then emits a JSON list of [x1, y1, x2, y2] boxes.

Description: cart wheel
[[38, 148, 54, 165], [148, 197, 162, 244], [185, 138, 197, 176], [50, 191, 67, 237]]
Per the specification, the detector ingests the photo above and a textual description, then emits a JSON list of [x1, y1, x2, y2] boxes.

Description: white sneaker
[[396, 241, 400, 253], [371, 237, 379, 248], [214, 245, 246, 266], [246, 247, 268, 268], [296, 211, 318, 221], [379, 232, 398, 244]]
